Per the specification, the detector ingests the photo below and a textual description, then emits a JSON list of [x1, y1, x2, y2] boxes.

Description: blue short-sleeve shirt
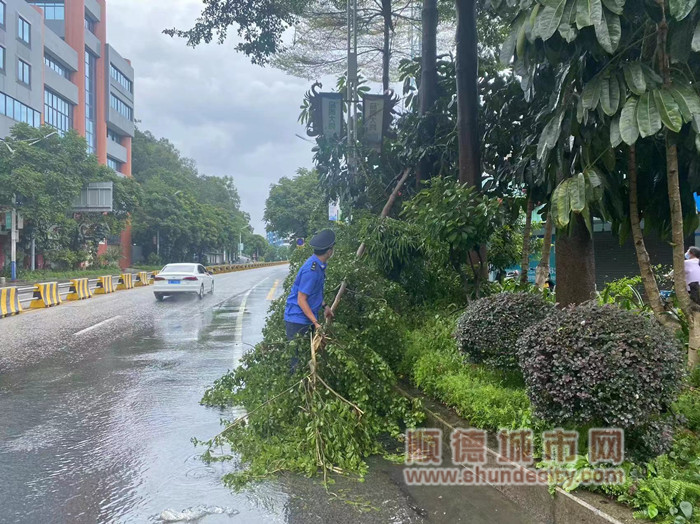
[[284, 255, 327, 325]]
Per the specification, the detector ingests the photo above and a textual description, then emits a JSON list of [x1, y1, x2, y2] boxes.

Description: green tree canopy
[[263, 168, 327, 242]]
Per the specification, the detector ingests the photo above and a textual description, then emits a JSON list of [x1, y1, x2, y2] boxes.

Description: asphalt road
[[0, 265, 537, 524]]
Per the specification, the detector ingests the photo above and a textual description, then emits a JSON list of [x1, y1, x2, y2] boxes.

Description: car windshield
[[161, 264, 196, 274]]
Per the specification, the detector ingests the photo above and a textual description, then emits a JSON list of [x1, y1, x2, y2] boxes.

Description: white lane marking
[[234, 278, 269, 363], [73, 316, 122, 336]]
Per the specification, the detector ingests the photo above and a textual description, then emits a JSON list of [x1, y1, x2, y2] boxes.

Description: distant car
[[153, 263, 214, 301]]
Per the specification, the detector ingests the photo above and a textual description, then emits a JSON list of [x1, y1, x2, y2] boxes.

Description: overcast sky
[[106, 0, 315, 234]]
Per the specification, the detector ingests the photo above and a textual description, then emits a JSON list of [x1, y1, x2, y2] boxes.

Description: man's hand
[[324, 306, 334, 321], [313, 320, 322, 331]]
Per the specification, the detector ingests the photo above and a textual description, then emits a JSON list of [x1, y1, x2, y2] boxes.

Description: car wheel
[[198, 285, 204, 300], [155, 293, 164, 302]]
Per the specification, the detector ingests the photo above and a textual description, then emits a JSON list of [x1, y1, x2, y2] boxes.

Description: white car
[[153, 263, 214, 301]]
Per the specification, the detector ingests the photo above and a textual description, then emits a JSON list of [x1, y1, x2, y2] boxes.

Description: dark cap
[[309, 229, 336, 250]]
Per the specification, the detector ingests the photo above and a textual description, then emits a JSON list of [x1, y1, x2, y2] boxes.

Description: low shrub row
[[455, 293, 687, 460], [404, 310, 700, 524]]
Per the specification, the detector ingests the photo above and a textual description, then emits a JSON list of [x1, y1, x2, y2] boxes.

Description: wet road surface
[[0, 266, 538, 523]]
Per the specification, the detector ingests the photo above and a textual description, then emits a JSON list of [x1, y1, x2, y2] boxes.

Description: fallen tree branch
[[329, 168, 411, 315]]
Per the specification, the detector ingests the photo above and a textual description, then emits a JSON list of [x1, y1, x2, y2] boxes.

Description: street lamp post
[[10, 206, 17, 281]]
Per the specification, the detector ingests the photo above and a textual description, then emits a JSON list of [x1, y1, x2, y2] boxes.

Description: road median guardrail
[[117, 273, 134, 291], [0, 287, 22, 317], [94, 276, 115, 295], [66, 278, 92, 301], [29, 282, 62, 309], [134, 272, 150, 287]]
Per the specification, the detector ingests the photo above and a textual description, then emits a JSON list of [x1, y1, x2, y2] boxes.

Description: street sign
[[297, 238, 304, 247]]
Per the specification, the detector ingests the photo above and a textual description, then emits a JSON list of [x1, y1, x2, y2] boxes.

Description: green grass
[[402, 313, 534, 431]]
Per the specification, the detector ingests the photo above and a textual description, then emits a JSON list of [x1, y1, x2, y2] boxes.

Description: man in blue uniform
[[284, 229, 336, 341]]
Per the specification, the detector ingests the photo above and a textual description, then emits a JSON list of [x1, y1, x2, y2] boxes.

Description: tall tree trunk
[[520, 194, 534, 285], [555, 214, 596, 307], [535, 212, 553, 289], [657, 0, 698, 367], [381, 0, 392, 92], [628, 144, 669, 323], [455, 0, 480, 188], [416, 0, 438, 184]]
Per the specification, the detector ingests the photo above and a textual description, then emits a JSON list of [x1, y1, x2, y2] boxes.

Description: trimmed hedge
[[517, 304, 685, 457], [455, 292, 555, 371]]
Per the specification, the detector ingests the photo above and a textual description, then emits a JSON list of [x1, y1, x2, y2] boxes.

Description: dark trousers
[[285, 322, 314, 374]]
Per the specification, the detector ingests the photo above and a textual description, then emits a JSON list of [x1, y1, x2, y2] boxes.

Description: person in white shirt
[[684, 246, 700, 291]]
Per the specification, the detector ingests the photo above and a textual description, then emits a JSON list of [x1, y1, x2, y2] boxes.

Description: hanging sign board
[[320, 93, 344, 139], [362, 94, 386, 149], [328, 200, 340, 222]]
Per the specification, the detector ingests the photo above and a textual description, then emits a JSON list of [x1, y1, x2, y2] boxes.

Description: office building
[[0, 0, 135, 267]]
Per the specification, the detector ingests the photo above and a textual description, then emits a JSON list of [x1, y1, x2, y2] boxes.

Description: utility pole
[[347, 0, 358, 179]]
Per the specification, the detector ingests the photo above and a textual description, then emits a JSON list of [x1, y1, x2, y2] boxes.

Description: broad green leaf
[[594, 8, 621, 53], [526, 4, 541, 42], [552, 179, 572, 227], [670, 84, 700, 131], [577, 94, 586, 123], [582, 76, 602, 110], [636, 92, 662, 138], [653, 89, 683, 132], [610, 116, 622, 147], [601, 0, 624, 14], [623, 63, 646, 96], [669, 0, 696, 21], [641, 64, 663, 88], [537, 110, 566, 159], [500, 14, 525, 65], [576, 0, 602, 28], [516, 18, 528, 58], [558, 0, 578, 40], [600, 75, 621, 115], [570, 173, 587, 213], [679, 501, 693, 519], [618, 71, 628, 105], [693, 18, 700, 51], [535, 0, 567, 40], [647, 505, 659, 519], [558, 22, 579, 41], [620, 96, 639, 145]]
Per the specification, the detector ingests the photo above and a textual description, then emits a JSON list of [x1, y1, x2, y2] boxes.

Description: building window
[[17, 59, 30, 85], [18, 16, 30, 46], [110, 93, 133, 121], [44, 89, 72, 135], [0, 47, 5, 73], [107, 128, 122, 143], [29, 1, 64, 20], [110, 65, 133, 94], [0, 92, 41, 127], [85, 51, 96, 154], [84, 15, 95, 33], [107, 157, 122, 172], [44, 55, 69, 78], [0, 2, 6, 27]]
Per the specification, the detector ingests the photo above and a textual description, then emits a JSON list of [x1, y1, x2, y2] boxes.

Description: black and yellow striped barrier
[[117, 273, 134, 291], [134, 271, 150, 287], [29, 282, 62, 309], [149, 271, 159, 284], [94, 276, 115, 295], [66, 278, 92, 301], [0, 287, 22, 317]]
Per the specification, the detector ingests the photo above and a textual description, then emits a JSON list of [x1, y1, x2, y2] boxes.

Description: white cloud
[[106, 0, 315, 234]]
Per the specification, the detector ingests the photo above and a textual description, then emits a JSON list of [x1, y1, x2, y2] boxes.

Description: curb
[[396, 384, 638, 524]]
